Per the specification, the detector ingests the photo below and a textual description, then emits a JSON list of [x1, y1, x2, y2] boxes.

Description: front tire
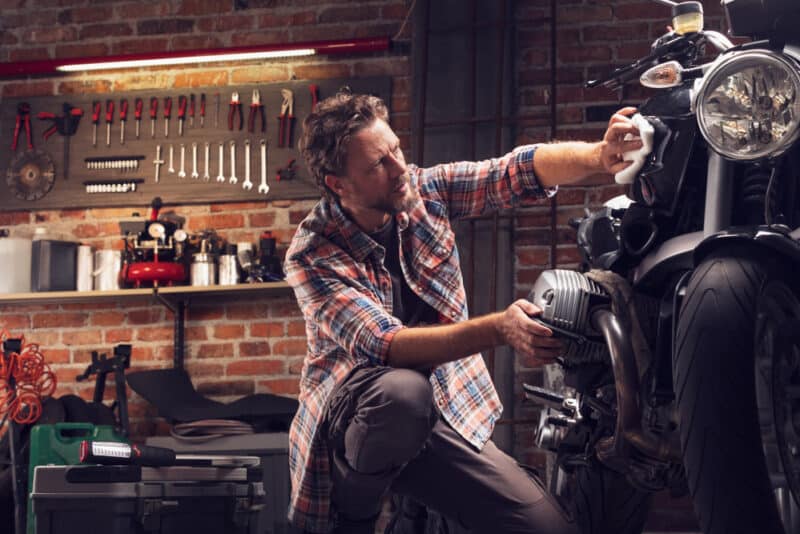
[[674, 248, 790, 534], [571, 461, 651, 534]]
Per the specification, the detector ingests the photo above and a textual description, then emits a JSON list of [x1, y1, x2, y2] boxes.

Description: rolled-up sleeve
[[286, 256, 404, 367], [420, 144, 557, 220]]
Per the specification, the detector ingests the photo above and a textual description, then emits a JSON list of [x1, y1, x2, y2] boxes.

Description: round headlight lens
[[695, 50, 800, 160]]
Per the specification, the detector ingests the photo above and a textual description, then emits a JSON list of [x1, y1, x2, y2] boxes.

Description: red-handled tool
[[228, 91, 243, 131], [199, 93, 206, 128], [11, 102, 33, 151], [105, 99, 114, 147], [134, 98, 143, 139], [248, 89, 266, 133], [149, 97, 158, 138], [177, 95, 187, 136], [189, 93, 196, 128], [277, 89, 294, 148], [163, 96, 172, 138], [91, 100, 101, 147], [119, 99, 129, 145]]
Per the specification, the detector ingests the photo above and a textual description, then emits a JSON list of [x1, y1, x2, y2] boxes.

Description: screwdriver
[[163, 96, 172, 138], [91, 100, 101, 147], [134, 98, 143, 139], [189, 93, 196, 128], [149, 97, 158, 138], [177, 95, 187, 136], [119, 99, 128, 145], [200, 93, 206, 128], [105, 99, 114, 147]]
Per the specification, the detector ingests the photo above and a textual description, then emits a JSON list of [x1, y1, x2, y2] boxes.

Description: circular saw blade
[[6, 149, 56, 201]]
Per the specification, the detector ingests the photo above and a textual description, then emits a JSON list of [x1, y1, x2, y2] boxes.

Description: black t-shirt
[[370, 218, 439, 326]]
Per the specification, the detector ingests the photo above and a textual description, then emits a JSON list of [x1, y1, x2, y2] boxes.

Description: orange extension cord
[[0, 330, 57, 425]]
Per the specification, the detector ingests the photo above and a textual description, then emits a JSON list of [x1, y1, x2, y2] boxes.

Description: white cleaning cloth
[[613, 113, 654, 185]]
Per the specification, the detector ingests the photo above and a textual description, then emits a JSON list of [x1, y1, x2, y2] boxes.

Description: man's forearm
[[533, 141, 605, 188], [386, 313, 503, 369]]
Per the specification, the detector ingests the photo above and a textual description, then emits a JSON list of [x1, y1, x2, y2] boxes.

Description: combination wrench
[[259, 139, 269, 195], [177, 143, 186, 178], [203, 142, 210, 181], [229, 140, 238, 184], [191, 142, 199, 179], [242, 139, 253, 190], [216, 142, 225, 182]]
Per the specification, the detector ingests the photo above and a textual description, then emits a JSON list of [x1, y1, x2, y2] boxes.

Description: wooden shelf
[[0, 281, 292, 306]]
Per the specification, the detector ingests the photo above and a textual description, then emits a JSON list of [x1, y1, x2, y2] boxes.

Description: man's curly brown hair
[[299, 92, 389, 200]]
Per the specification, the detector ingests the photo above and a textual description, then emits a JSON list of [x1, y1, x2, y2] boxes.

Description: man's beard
[[378, 175, 418, 214]]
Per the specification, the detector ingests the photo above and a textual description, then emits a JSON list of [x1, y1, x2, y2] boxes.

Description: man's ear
[[324, 174, 344, 196]]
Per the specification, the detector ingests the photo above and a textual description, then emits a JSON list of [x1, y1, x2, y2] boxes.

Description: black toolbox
[[30, 464, 264, 534]]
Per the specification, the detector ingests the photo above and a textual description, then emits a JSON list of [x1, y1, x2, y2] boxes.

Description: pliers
[[277, 89, 294, 148], [228, 91, 243, 131], [11, 102, 33, 151], [248, 89, 266, 133]]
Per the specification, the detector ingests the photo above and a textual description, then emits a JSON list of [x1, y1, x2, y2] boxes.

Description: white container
[[93, 250, 121, 291], [0, 237, 32, 293], [76, 245, 93, 291]]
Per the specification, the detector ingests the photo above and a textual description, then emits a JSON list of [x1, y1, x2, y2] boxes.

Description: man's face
[[330, 119, 417, 230]]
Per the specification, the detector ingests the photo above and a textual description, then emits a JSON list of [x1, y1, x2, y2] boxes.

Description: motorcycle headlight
[[694, 50, 800, 160]]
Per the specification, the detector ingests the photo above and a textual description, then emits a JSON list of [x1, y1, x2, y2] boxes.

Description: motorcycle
[[523, 1, 800, 533]]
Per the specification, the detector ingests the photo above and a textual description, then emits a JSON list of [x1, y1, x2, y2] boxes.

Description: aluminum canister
[[218, 254, 238, 285], [93, 250, 121, 291], [191, 252, 216, 286], [76, 245, 93, 291]]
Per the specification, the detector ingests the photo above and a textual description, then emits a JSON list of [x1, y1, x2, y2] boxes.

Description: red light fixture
[[0, 37, 390, 77]]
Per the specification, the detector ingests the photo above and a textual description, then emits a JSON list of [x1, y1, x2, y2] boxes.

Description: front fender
[[694, 227, 800, 266]]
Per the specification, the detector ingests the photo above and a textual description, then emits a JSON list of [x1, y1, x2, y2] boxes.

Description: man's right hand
[[497, 299, 563, 364]]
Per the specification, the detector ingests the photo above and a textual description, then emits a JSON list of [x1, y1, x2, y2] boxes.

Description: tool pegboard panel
[[0, 77, 390, 212]]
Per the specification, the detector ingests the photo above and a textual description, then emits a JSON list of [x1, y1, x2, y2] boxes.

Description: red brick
[[171, 35, 225, 52], [0, 314, 31, 330], [288, 357, 304, 374], [33, 312, 88, 329], [0, 212, 30, 225], [269, 300, 302, 318], [249, 212, 277, 228], [258, 378, 299, 395], [186, 213, 245, 231], [239, 341, 272, 357], [227, 303, 270, 320], [23, 26, 78, 44], [176, 0, 227, 16], [293, 63, 353, 81], [230, 29, 291, 47], [58, 80, 113, 95], [58, 6, 113, 24], [112, 38, 170, 55], [250, 321, 285, 338], [226, 359, 284, 376], [136, 326, 173, 342], [130, 346, 154, 361], [517, 268, 546, 285], [196, 342, 234, 358], [63, 329, 103, 346], [516, 248, 551, 267], [2, 81, 54, 98], [128, 309, 165, 324], [211, 202, 264, 213], [185, 325, 208, 341], [555, 247, 583, 266], [287, 320, 306, 337], [105, 328, 133, 343], [614, 2, 662, 21], [188, 306, 225, 321], [213, 324, 245, 339], [272, 339, 307, 356]]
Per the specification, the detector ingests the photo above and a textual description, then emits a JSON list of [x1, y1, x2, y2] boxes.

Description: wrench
[[216, 141, 225, 182], [191, 141, 199, 179], [178, 143, 186, 178], [153, 144, 164, 184], [259, 139, 269, 195], [203, 142, 210, 181], [168, 144, 175, 173], [242, 139, 253, 190], [229, 140, 238, 184]]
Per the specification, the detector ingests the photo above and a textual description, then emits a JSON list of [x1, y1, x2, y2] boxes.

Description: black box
[[146, 433, 297, 534], [31, 464, 264, 534], [31, 239, 78, 292]]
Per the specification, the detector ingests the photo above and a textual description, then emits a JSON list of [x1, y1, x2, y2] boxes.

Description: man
[[285, 92, 641, 534]]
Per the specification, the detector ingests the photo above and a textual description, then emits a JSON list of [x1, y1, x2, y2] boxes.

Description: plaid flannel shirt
[[284, 144, 553, 532]]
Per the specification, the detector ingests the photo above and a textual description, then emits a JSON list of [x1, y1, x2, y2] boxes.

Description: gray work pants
[[324, 366, 577, 534]]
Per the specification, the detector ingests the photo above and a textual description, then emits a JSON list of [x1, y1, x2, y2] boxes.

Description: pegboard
[[0, 77, 391, 212]]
